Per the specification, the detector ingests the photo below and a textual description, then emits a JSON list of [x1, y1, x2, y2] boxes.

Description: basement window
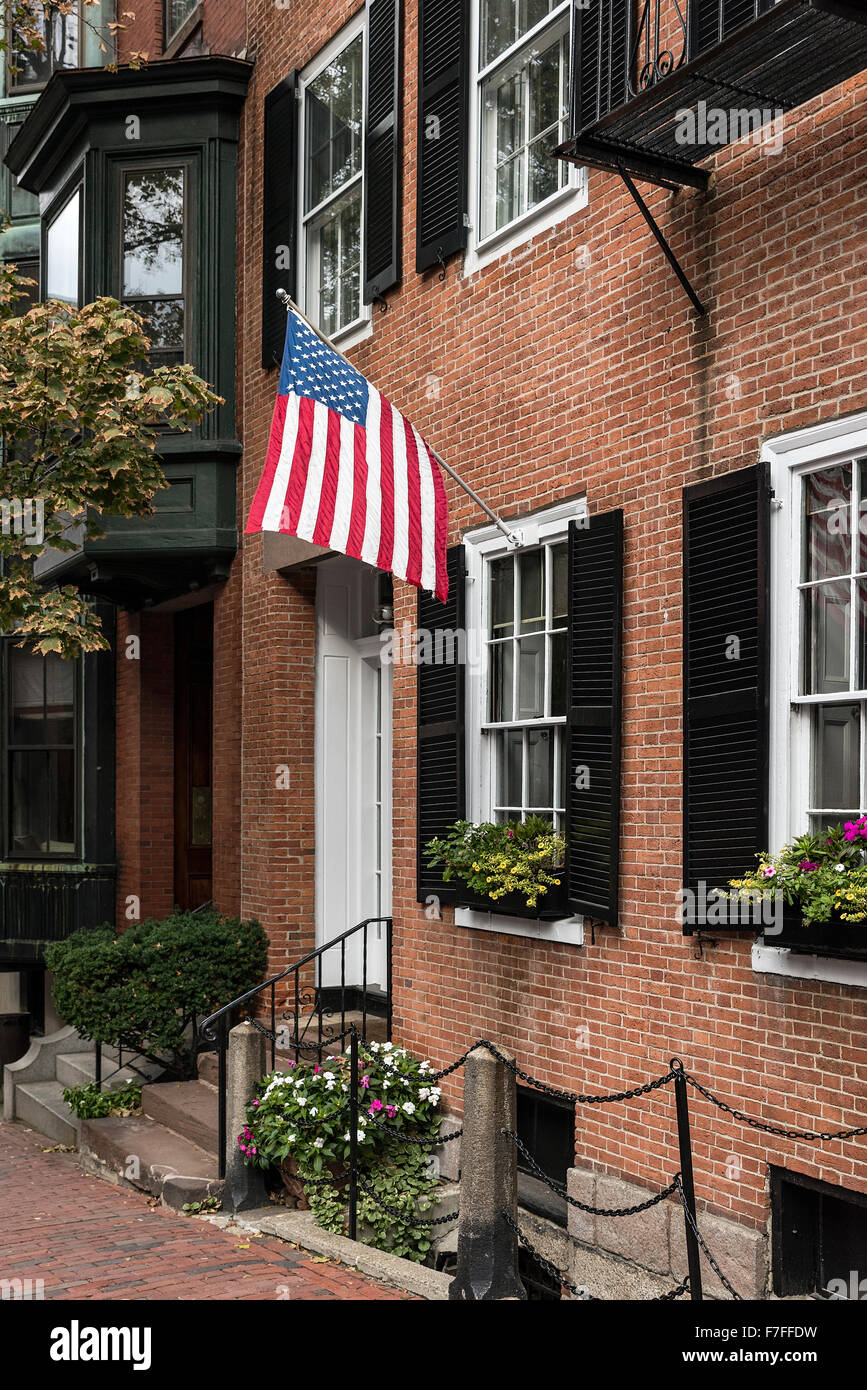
[[516, 1085, 574, 1227], [771, 1167, 867, 1298]]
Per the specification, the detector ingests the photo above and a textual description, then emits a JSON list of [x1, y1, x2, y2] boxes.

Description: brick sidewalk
[[0, 1122, 415, 1301]]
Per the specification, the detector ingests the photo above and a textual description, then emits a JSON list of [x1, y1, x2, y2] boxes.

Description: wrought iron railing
[[200, 916, 392, 1178]]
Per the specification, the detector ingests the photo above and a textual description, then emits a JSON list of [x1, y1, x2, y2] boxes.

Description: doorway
[[315, 558, 392, 992], [174, 604, 213, 911]]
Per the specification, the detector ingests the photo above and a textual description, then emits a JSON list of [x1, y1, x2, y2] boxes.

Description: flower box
[[761, 905, 867, 962], [456, 881, 570, 921]]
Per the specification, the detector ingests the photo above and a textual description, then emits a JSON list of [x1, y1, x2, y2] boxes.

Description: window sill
[[329, 316, 373, 355], [463, 176, 588, 277], [752, 943, 867, 991], [455, 906, 584, 945]]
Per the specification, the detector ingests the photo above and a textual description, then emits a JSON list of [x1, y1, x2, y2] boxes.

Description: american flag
[[246, 310, 449, 601]]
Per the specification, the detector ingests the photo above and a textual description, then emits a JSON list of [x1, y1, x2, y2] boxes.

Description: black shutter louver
[[417, 546, 466, 902], [416, 0, 469, 273], [364, 0, 402, 302], [566, 510, 624, 924], [572, 0, 630, 133], [262, 73, 298, 369], [683, 464, 770, 930], [690, 1, 772, 59]]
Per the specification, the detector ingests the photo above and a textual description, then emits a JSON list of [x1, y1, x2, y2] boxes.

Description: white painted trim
[[463, 0, 587, 277], [752, 943, 867, 990], [456, 906, 584, 945]]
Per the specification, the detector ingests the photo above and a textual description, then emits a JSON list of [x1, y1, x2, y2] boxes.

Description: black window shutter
[[566, 510, 624, 924], [364, 0, 402, 303], [262, 73, 298, 369], [683, 464, 770, 929], [417, 546, 466, 903], [416, 0, 469, 273]]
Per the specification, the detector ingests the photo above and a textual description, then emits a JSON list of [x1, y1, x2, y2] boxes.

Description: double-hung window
[[8, 1, 80, 91], [476, 0, 573, 243], [6, 645, 78, 858], [121, 165, 188, 366], [300, 26, 365, 338]]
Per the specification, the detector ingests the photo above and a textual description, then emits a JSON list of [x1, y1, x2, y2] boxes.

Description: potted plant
[[424, 817, 567, 918], [239, 1041, 445, 1262], [729, 817, 867, 958]]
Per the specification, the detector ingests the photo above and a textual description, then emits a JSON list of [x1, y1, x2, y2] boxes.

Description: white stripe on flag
[[261, 393, 302, 532], [390, 403, 409, 582], [294, 399, 330, 542], [360, 387, 383, 567], [329, 412, 357, 555], [411, 424, 438, 594]]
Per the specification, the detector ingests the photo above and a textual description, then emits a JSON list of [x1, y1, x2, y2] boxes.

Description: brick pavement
[[0, 1122, 415, 1301]]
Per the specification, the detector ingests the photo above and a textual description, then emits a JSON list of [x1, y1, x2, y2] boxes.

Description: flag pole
[[275, 289, 521, 548]]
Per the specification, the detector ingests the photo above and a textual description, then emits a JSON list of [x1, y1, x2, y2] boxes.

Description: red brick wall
[[115, 611, 175, 924], [116, 0, 247, 61], [225, 0, 867, 1240]]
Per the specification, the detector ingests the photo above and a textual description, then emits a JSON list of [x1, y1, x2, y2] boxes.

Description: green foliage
[[730, 818, 867, 925], [181, 1197, 222, 1216], [241, 1041, 443, 1263], [0, 262, 220, 657], [62, 1080, 141, 1119], [46, 910, 268, 1076], [425, 816, 565, 908]]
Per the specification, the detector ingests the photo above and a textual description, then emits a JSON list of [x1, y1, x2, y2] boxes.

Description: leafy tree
[[0, 1, 147, 78], [0, 261, 221, 657]]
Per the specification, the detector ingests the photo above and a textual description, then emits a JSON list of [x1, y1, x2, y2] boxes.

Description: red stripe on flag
[[281, 394, 316, 533], [346, 422, 368, 559], [376, 401, 395, 574], [403, 417, 424, 588], [245, 393, 287, 533], [311, 408, 342, 547], [428, 440, 449, 602]]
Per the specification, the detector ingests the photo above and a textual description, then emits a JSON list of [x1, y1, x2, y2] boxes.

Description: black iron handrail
[[200, 916, 393, 1179]]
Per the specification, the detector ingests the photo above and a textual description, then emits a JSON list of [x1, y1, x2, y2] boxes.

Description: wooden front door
[[174, 604, 213, 911]]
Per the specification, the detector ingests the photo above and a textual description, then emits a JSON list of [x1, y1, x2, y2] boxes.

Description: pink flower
[[360, 1074, 370, 1089], [385, 1104, 397, 1119], [368, 1098, 383, 1115], [798, 860, 818, 871]]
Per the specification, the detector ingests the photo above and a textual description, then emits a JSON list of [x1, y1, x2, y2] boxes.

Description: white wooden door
[[315, 557, 391, 991]]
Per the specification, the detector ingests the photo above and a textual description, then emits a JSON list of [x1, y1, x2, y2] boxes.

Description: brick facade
[[110, 0, 867, 1274]]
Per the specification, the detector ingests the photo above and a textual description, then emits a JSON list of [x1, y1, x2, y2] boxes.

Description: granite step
[[55, 1052, 163, 1091], [15, 1080, 79, 1146], [80, 1113, 222, 1208], [141, 1079, 219, 1157]]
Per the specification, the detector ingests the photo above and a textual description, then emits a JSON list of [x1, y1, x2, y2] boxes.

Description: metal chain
[[500, 1211, 593, 1299], [683, 1072, 867, 1142], [504, 1130, 679, 1216], [675, 1177, 742, 1301], [426, 1040, 677, 1105], [653, 1275, 691, 1302], [363, 1111, 462, 1145], [352, 1171, 459, 1226]]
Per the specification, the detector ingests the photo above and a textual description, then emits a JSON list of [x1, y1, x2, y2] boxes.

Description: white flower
[[287, 1133, 296, 1143], [369, 1041, 380, 1051], [343, 1132, 351, 1142], [835, 863, 846, 872], [296, 1095, 307, 1107], [323, 1071, 335, 1080], [309, 1107, 317, 1117], [402, 1101, 415, 1115], [419, 1087, 430, 1100], [341, 1083, 349, 1092], [382, 1078, 390, 1088], [357, 1129, 366, 1142], [313, 1138, 325, 1149], [381, 1042, 393, 1051]]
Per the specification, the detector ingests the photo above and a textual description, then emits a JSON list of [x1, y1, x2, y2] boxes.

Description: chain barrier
[[426, 1039, 678, 1105], [500, 1211, 593, 1299], [363, 1111, 463, 1145], [653, 1275, 691, 1302], [503, 1130, 680, 1216], [681, 1069, 867, 1143], [675, 1177, 742, 1301], [352, 1170, 459, 1226]]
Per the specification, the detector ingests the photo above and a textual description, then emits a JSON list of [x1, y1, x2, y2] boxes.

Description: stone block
[[594, 1174, 670, 1275]]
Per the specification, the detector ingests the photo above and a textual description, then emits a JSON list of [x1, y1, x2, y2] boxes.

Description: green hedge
[[46, 910, 268, 1077]]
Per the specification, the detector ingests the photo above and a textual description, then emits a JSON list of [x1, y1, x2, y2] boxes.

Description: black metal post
[[672, 1057, 703, 1300], [386, 918, 393, 1042], [217, 1018, 228, 1181], [348, 1026, 359, 1241], [95, 1041, 102, 1088]]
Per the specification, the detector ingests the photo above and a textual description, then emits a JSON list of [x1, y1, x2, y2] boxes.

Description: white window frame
[[756, 410, 867, 989], [457, 496, 586, 944], [464, 0, 587, 276], [297, 15, 372, 351]]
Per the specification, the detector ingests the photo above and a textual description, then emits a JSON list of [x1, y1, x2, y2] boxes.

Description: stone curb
[[228, 1206, 453, 1300]]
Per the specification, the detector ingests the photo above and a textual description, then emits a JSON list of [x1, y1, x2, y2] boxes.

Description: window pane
[[46, 190, 80, 304], [307, 184, 361, 335], [859, 578, 867, 690], [481, 0, 553, 65], [812, 704, 860, 813], [11, 5, 79, 87], [10, 749, 75, 855], [305, 34, 363, 211], [496, 71, 525, 161], [519, 550, 544, 632], [500, 729, 523, 807], [170, 0, 198, 36], [490, 556, 514, 638], [11, 649, 74, 746], [859, 461, 867, 575], [527, 727, 553, 807], [123, 169, 185, 297], [495, 154, 523, 233], [490, 641, 514, 721], [802, 465, 851, 582], [552, 543, 568, 624], [550, 632, 567, 715], [802, 580, 851, 695], [517, 633, 544, 717]]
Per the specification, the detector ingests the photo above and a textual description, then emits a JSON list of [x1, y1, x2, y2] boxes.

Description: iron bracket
[[617, 164, 707, 317]]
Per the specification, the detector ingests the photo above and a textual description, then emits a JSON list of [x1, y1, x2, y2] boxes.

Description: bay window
[[6, 646, 78, 858], [301, 27, 365, 338]]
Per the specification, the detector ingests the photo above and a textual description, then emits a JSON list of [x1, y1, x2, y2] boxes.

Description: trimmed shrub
[[46, 910, 268, 1077]]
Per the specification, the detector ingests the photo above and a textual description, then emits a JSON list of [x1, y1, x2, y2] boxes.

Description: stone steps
[[15, 1080, 79, 1146], [80, 1112, 222, 1209], [141, 1079, 219, 1157], [55, 1051, 163, 1090]]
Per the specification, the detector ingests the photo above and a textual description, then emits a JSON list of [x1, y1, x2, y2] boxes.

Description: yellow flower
[[553, 879, 560, 886], [472, 862, 480, 871]]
